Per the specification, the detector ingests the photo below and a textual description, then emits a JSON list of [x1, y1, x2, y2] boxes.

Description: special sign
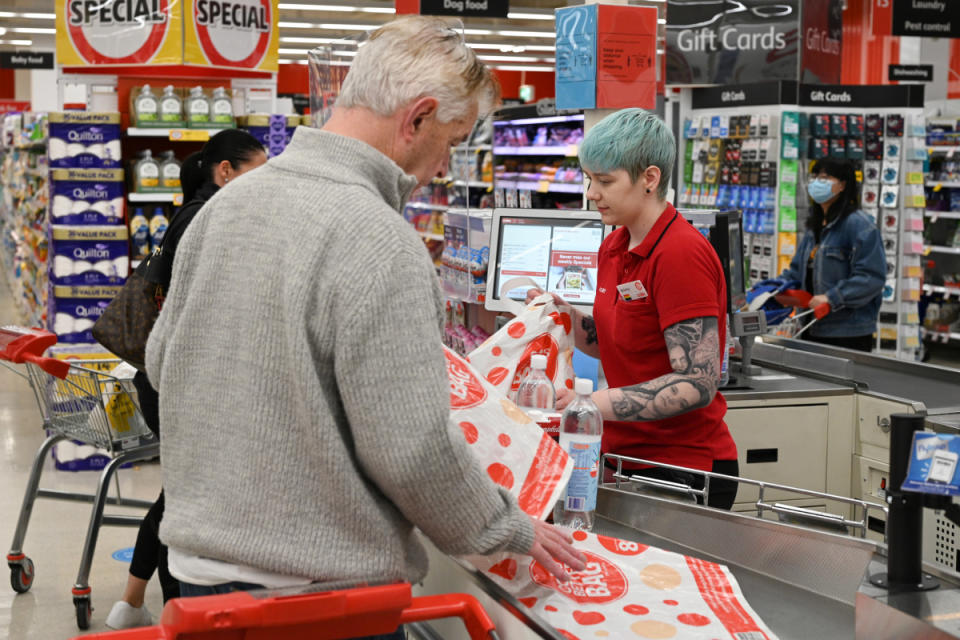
[[57, 0, 183, 66], [185, 0, 279, 71]]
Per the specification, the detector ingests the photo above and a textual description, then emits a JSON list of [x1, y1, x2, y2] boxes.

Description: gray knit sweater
[[145, 127, 535, 584]]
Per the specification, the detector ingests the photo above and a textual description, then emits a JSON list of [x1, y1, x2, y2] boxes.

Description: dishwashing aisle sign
[[57, 0, 184, 65], [184, 0, 279, 71]]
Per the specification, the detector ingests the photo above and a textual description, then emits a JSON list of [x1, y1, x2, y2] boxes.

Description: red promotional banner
[[0, 100, 31, 115], [550, 251, 599, 269], [871, 0, 894, 36]]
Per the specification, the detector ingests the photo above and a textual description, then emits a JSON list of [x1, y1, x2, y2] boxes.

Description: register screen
[[493, 216, 604, 306]]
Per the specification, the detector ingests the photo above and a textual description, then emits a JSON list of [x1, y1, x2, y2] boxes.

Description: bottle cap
[[575, 378, 593, 395], [531, 354, 547, 370]]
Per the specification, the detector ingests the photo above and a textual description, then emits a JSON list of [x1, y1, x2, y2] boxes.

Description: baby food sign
[[184, 0, 279, 71], [57, 0, 184, 66]]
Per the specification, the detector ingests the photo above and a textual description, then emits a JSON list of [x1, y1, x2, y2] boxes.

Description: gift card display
[[863, 185, 880, 207], [882, 161, 900, 185], [865, 113, 884, 136], [881, 185, 899, 208], [885, 139, 901, 159], [863, 161, 881, 184], [886, 114, 904, 138]]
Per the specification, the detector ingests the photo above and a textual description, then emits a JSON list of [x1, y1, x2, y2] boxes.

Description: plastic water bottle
[[720, 324, 731, 387], [554, 378, 603, 531], [515, 354, 555, 410]]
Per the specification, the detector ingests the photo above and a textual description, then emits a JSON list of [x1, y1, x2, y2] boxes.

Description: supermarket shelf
[[928, 146, 960, 154], [406, 202, 449, 212], [126, 128, 219, 141], [922, 328, 960, 342], [493, 146, 577, 157], [925, 245, 960, 255], [129, 192, 182, 203], [497, 180, 583, 194], [927, 181, 960, 189], [417, 231, 445, 242], [451, 180, 492, 189], [24, 168, 48, 178], [923, 284, 960, 296], [924, 210, 960, 219], [453, 144, 492, 152]]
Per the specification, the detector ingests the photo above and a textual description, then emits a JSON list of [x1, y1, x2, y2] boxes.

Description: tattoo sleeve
[[582, 315, 598, 346], [609, 316, 720, 422]]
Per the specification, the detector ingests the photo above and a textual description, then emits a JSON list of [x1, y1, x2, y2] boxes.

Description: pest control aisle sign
[[903, 432, 960, 496], [184, 0, 279, 71], [57, 0, 184, 66]]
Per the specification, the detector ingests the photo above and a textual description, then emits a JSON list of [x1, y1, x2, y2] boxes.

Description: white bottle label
[[161, 98, 181, 119], [190, 100, 210, 115], [213, 100, 232, 115], [560, 434, 601, 512], [136, 97, 158, 118]]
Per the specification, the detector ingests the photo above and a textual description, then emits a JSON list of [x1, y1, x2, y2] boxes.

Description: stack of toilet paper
[[48, 112, 122, 169], [48, 285, 124, 344], [49, 226, 129, 287], [50, 168, 125, 226]]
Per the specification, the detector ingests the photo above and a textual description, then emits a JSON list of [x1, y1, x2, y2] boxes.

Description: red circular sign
[[529, 551, 628, 605], [446, 350, 488, 410], [194, 0, 271, 68], [66, 0, 170, 65]]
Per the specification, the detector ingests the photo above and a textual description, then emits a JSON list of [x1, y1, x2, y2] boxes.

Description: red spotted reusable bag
[[468, 294, 576, 400], [468, 530, 777, 640], [445, 346, 573, 520]]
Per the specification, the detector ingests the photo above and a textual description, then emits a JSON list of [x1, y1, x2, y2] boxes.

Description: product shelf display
[[492, 108, 585, 210], [678, 82, 926, 360], [1, 112, 50, 327]]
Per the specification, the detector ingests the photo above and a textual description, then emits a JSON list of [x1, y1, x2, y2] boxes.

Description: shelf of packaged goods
[[926, 181, 960, 189], [453, 144, 492, 152], [923, 284, 960, 296], [14, 142, 46, 151], [417, 231, 445, 242], [493, 146, 578, 157], [451, 180, 492, 189], [24, 168, 48, 178], [496, 180, 583, 194], [925, 245, 960, 255], [126, 128, 222, 141], [128, 192, 183, 204], [406, 202, 450, 212], [924, 210, 960, 220], [928, 146, 960, 155]]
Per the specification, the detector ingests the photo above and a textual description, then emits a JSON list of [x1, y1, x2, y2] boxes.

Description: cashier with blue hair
[[528, 108, 738, 509], [777, 158, 886, 352]]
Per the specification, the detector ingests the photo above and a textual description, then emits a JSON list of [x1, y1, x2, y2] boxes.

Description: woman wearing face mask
[[777, 158, 886, 351]]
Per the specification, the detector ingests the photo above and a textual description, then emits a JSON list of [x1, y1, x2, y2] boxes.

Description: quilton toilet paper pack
[[50, 226, 129, 286], [48, 112, 122, 169], [50, 169, 125, 225]]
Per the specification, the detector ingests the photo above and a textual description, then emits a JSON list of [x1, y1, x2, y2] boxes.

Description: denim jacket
[[780, 210, 885, 337]]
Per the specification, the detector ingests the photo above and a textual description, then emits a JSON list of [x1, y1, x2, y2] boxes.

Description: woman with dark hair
[[778, 158, 886, 351], [107, 130, 266, 629]]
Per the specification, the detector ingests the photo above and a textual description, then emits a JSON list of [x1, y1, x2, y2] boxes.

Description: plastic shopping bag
[[445, 346, 573, 520], [468, 529, 777, 640], [468, 290, 575, 401]]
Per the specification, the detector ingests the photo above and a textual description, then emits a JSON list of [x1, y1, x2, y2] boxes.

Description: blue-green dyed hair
[[579, 108, 675, 198]]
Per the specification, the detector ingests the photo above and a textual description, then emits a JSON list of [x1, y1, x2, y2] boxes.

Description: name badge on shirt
[[617, 280, 648, 302]]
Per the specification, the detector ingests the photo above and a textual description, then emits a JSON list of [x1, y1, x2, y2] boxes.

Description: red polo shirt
[[593, 203, 737, 471]]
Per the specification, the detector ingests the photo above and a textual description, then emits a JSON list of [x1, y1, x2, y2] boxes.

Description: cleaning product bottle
[[211, 87, 233, 126], [134, 150, 160, 192], [159, 151, 182, 192], [130, 207, 150, 258], [149, 206, 169, 252], [134, 85, 159, 125], [515, 354, 555, 411], [554, 378, 603, 531], [160, 85, 182, 125], [186, 86, 210, 127]]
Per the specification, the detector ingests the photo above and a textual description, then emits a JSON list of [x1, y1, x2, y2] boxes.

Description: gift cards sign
[[184, 0, 279, 71], [57, 0, 183, 66]]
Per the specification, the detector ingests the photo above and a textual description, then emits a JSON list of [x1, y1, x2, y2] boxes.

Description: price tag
[[169, 129, 210, 142], [537, 180, 551, 193], [172, 193, 184, 206]]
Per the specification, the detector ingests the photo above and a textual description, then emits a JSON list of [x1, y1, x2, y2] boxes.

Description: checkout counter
[[411, 210, 960, 640]]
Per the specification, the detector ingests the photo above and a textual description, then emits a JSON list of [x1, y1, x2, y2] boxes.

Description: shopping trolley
[[73, 581, 500, 640], [1, 326, 159, 629], [767, 289, 832, 339]]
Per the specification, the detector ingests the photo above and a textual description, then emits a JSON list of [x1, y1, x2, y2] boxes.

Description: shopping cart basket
[[1, 326, 159, 629], [73, 581, 501, 640], [767, 289, 831, 339]]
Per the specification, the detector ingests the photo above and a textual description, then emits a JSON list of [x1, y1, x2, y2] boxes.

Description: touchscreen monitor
[[486, 208, 606, 313]]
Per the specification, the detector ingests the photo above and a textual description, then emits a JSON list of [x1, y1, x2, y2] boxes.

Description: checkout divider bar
[[602, 453, 886, 538]]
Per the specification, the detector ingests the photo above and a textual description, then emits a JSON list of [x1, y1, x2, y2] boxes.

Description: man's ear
[[644, 166, 661, 194], [401, 96, 439, 142]]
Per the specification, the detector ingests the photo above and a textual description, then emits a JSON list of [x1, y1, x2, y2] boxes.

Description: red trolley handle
[[775, 289, 831, 320], [21, 352, 71, 379], [401, 593, 499, 640]]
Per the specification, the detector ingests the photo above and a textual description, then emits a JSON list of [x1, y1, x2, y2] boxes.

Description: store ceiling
[[0, 0, 666, 73]]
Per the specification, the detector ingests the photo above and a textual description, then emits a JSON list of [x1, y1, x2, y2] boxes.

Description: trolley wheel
[[9, 557, 34, 593], [75, 597, 92, 630]]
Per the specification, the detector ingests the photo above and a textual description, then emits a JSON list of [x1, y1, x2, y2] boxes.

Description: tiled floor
[[0, 276, 164, 640]]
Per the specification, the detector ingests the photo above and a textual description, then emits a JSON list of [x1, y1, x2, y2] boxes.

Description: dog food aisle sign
[[56, 0, 279, 71]]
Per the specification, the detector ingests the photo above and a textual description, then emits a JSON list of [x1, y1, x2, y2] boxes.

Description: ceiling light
[[21, 12, 56, 19], [0, 27, 5, 36], [360, 7, 395, 12], [0, 12, 13, 18], [507, 12, 553, 20], [332, 50, 357, 56], [279, 3, 354, 10], [278, 47, 311, 54], [658, 18, 666, 24], [317, 23, 373, 30], [493, 65, 554, 72], [467, 43, 555, 52], [279, 58, 295, 64], [279, 21, 313, 27], [463, 28, 493, 35], [0, 39, 33, 45], [478, 55, 544, 62], [281, 36, 351, 43], [497, 30, 554, 39], [11, 27, 56, 34]]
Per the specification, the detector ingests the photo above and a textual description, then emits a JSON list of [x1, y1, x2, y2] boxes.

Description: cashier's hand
[[808, 294, 830, 310], [554, 387, 575, 411], [524, 288, 568, 310], [529, 517, 587, 582]]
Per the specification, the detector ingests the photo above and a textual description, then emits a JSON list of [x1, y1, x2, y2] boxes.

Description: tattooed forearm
[[608, 316, 720, 422], [582, 315, 598, 345]]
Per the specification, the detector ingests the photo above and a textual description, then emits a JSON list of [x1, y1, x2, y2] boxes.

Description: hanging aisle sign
[[184, 0, 279, 71], [56, 0, 184, 66]]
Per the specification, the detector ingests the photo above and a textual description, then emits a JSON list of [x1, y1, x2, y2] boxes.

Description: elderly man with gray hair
[[145, 15, 585, 627]]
